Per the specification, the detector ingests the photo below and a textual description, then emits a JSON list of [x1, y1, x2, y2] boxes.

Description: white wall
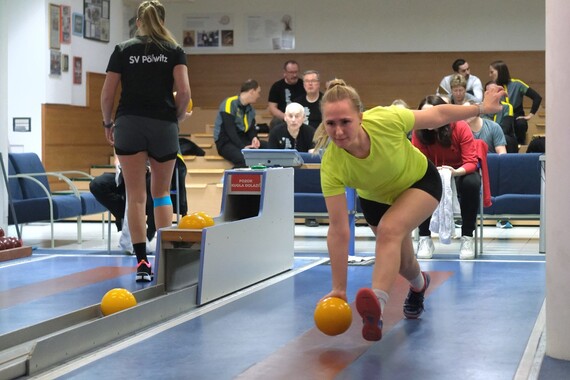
[[545, 0, 570, 361], [163, 0, 545, 54], [1, 0, 8, 228]]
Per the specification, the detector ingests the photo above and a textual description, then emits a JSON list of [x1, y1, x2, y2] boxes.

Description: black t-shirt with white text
[[106, 36, 187, 122]]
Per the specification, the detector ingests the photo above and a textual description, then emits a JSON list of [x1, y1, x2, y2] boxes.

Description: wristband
[[102, 120, 114, 129]]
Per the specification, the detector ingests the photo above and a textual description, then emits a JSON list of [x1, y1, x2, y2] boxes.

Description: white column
[[545, 0, 570, 359]]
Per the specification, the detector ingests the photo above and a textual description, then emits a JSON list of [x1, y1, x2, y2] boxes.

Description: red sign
[[228, 173, 262, 194]]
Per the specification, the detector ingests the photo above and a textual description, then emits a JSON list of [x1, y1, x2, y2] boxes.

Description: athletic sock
[[372, 289, 389, 312], [409, 271, 426, 292], [133, 242, 147, 264]]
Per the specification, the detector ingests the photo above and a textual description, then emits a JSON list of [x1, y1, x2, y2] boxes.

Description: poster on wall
[[61, 5, 71, 43], [49, 3, 61, 49], [245, 13, 295, 51], [50, 50, 62, 76], [72, 12, 83, 36], [73, 56, 82, 84], [84, 0, 110, 42], [183, 13, 234, 49]]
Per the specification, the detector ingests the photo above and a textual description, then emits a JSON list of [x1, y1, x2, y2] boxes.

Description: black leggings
[[418, 171, 481, 237]]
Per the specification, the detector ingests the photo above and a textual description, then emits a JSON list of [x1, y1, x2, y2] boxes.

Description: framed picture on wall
[[73, 13, 84, 36], [83, 0, 110, 42], [73, 56, 82, 84], [50, 50, 61, 76], [62, 54, 69, 72], [61, 5, 71, 43], [49, 3, 61, 49]]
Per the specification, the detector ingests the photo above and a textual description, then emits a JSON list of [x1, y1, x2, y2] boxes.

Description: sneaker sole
[[355, 288, 383, 341], [403, 272, 431, 319], [136, 272, 153, 282]]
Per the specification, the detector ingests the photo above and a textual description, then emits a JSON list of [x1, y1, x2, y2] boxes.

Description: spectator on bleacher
[[449, 74, 478, 105], [412, 95, 481, 261], [463, 101, 507, 154], [268, 102, 315, 152], [437, 58, 484, 102], [294, 70, 323, 129], [267, 60, 306, 127], [214, 79, 267, 168], [101, 0, 191, 282], [527, 135, 545, 153], [489, 60, 543, 146], [269, 101, 318, 227], [482, 81, 518, 153], [312, 79, 505, 341]]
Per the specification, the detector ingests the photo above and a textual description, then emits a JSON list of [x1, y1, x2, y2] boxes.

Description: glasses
[[304, 80, 320, 84]]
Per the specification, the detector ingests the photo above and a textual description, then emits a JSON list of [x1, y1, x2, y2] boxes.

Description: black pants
[[89, 172, 156, 241], [419, 171, 481, 237], [514, 118, 528, 146], [215, 137, 268, 168]]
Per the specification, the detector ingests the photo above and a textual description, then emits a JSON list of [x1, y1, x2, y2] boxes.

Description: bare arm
[[267, 102, 285, 120], [101, 72, 120, 125], [322, 193, 351, 302], [100, 72, 121, 145], [413, 84, 506, 131], [173, 64, 191, 122], [495, 145, 507, 154]]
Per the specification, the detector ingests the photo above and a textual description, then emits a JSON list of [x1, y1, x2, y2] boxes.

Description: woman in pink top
[[412, 95, 479, 260]]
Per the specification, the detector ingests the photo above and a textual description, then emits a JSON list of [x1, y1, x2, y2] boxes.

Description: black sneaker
[[403, 272, 431, 319], [136, 259, 154, 282]]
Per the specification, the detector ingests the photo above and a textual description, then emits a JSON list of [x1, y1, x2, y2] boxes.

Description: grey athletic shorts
[[114, 115, 179, 162]]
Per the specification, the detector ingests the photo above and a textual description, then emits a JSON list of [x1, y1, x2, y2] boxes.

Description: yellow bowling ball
[[178, 213, 206, 229], [101, 288, 137, 316], [314, 297, 352, 336], [194, 211, 214, 227]]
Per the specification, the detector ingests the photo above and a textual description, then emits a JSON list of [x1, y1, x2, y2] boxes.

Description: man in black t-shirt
[[267, 60, 306, 127], [294, 70, 323, 129]]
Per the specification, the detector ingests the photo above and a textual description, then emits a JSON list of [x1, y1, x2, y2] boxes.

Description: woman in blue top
[[313, 79, 504, 341], [101, 0, 191, 282]]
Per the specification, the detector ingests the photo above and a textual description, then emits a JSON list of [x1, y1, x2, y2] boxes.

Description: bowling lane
[[0, 254, 149, 334], [57, 260, 544, 380]]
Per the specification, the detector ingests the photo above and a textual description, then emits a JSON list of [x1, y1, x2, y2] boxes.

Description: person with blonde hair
[[449, 74, 478, 105], [314, 79, 504, 341], [101, 0, 191, 282]]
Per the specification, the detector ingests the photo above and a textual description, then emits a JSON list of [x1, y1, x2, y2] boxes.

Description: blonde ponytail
[[137, 1, 178, 49]]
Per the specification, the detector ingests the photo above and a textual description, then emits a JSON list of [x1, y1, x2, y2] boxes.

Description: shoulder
[[452, 121, 474, 138], [510, 79, 530, 89]]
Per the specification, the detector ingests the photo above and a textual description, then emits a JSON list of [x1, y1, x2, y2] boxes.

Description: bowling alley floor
[[1, 221, 568, 379]]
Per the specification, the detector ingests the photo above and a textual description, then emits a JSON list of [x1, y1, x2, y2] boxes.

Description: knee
[[376, 222, 406, 244]]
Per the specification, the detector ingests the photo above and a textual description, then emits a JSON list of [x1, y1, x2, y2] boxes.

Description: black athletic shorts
[[114, 115, 179, 162], [359, 160, 442, 227]]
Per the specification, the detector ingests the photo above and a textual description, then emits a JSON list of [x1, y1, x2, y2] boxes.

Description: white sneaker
[[417, 236, 435, 259], [119, 219, 134, 255], [146, 238, 156, 254], [459, 236, 475, 260]]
